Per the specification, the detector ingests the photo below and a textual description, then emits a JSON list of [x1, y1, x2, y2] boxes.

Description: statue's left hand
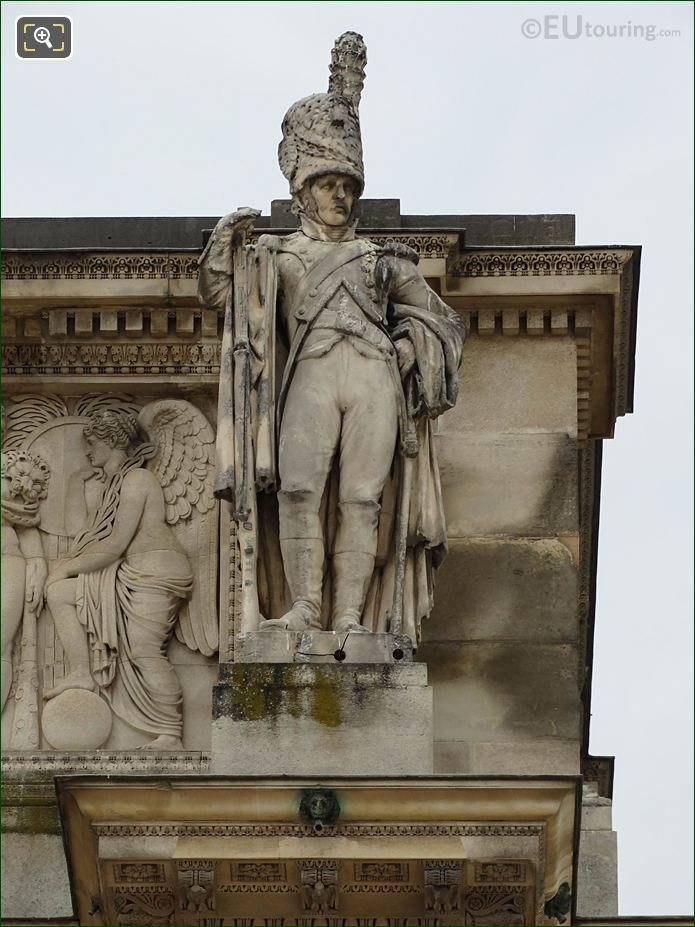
[[395, 339, 416, 377]]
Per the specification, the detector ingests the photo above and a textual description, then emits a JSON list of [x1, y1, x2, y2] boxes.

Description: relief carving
[[92, 854, 541, 925], [0, 392, 219, 751], [231, 862, 287, 883], [464, 887, 530, 926], [299, 859, 338, 914], [354, 861, 409, 882], [424, 860, 464, 915], [176, 859, 216, 913], [474, 862, 527, 883], [1, 446, 50, 749], [112, 886, 176, 926], [114, 863, 166, 884]]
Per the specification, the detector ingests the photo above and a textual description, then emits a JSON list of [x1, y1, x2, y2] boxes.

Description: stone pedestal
[[211, 662, 433, 775], [236, 629, 414, 663]]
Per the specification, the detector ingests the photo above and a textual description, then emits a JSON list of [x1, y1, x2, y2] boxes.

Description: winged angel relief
[[2, 394, 218, 750]]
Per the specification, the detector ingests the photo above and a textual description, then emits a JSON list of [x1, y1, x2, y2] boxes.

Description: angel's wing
[[138, 399, 218, 656]]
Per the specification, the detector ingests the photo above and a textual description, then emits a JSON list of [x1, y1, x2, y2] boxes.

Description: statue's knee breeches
[[279, 357, 342, 497]]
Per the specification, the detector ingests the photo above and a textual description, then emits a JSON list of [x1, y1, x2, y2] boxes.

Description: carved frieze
[[0, 392, 219, 752], [2, 252, 198, 281], [96, 857, 537, 925], [2, 341, 221, 376], [1, 246, 629, 283], [451, 249, 627, 278]]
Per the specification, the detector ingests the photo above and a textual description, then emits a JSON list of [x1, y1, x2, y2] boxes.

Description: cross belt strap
[[287, 237, 373, 320]]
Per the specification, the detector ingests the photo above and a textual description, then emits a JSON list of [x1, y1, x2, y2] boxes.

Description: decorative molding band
[[451, 250, 628, 278], [94, 822, 544, 839], [2, 342, 220, 376], [1, 253, 199, 281], [1, 238, 459, 282], [1, 245, 629, 282], [1, 752, 211, 776], [363, 232, 460, 260]]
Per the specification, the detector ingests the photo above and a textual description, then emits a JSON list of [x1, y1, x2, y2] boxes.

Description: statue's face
[[83, 433, 113, 467], [309, 173, 356, 226]]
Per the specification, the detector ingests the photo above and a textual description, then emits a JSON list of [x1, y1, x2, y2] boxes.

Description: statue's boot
[[331, 501, 380, 634], [261, 537, 324, 632], [332, 551, 375, 634]]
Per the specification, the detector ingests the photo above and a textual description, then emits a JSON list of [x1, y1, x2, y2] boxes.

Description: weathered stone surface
[[576, 829, 619, 917], [581, 803, 613, 830], [436, 432, 578, 537], [424, 538, 578, 643], [440, 337, 577, 436], [211, 663, 432, 775], [434, 738, 580, 776], [419, 641, 580, 743], [1, 833, 73, 919]]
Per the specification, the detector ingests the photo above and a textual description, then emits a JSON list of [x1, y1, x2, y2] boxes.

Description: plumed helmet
[[278, 32, 367, 196]]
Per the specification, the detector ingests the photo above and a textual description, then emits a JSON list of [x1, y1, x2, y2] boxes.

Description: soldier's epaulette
[[256, 233, 283, 252], [377, 239, 420, 265]]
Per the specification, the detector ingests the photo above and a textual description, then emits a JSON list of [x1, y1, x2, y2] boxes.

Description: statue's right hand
[[216, 207, 262, 234]]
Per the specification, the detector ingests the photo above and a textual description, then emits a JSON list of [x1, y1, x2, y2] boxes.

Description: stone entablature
[[56, 777, 579, 927], [2, 241, 638, 444]]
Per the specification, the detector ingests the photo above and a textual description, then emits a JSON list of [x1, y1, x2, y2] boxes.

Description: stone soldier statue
[[199, 32, 465, 642]]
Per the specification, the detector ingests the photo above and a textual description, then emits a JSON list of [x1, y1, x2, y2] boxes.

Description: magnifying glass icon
[[33, 26, 53, 49]]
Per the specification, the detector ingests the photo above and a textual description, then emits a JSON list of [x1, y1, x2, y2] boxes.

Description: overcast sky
[[2, 1, 693, 916]]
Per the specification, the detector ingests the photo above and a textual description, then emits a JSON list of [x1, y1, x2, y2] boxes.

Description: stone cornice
[[2, 242, 632, 280], [56, 776, 580, 927], [2, 242, 639, 441]]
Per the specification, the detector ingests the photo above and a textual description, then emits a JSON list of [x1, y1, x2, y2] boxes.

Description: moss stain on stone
[[216, 664, 355, 727], [310, 666, 342, 728], [2, 801, 61, 834]]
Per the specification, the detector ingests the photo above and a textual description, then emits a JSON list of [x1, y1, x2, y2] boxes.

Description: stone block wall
[[421, 335, 581, 776]]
